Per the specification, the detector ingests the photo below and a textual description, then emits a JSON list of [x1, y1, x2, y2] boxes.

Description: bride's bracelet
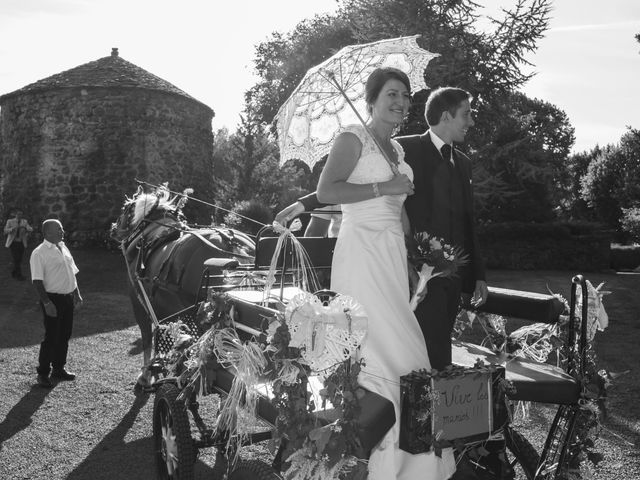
[[372, 182, 380, 198]]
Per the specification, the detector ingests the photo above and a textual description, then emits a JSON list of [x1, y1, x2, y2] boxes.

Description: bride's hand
[[381, 174, 414, 196]]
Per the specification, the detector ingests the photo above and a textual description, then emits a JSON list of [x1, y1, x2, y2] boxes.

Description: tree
[[211, 112, 309, 224], [245, 0, 575, 222], [580, 129, 640, 234], [248, 0, 551, 129], [562, 145, 603, 220], [470, 92, 575, 221], [245, 15, 354, 131]]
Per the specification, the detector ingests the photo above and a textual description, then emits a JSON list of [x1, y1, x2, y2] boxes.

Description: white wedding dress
[[330, 124, 456, 480]]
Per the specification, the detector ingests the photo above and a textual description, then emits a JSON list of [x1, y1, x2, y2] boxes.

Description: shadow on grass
[[66, 392, 217, 480], [0, 384, 54, 451], [0, 248, 139, 350], [66, 392, 154, 479]]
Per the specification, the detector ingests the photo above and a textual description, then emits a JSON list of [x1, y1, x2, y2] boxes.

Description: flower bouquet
[[408, 232, 468, 311]]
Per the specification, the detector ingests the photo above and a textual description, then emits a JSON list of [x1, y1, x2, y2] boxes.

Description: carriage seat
[[198, 236, 337, 301], [463, 286, 565, 324], [226, 286, 306, 305], [452, 341, 580, 405], [203, 257, 240, 270]]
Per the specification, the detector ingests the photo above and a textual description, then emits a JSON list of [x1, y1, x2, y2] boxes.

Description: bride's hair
[[365, 67, 411, 114]]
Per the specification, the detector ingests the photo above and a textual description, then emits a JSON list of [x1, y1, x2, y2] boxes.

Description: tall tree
[[248, 0, 551, 129], [245, 15, 354, 130], [211, 113, 309, 221], [580, 128, 640, 232], [245, 0, 575, 221], [471, 92, 575, 221], [562, 145, 603, 220]]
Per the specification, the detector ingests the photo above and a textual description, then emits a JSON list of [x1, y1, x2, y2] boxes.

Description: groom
[[275, 86, 487, 370], [396, 87, 487, 370]]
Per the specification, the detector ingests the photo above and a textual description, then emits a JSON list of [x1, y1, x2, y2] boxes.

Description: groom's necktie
[[440, 144, 455, 167]]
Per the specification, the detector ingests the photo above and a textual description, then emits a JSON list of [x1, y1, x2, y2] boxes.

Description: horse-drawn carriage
[[112, 186, 606, 480]]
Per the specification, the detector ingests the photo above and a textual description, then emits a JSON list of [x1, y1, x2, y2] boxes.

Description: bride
[[316, 67, 456, 479]]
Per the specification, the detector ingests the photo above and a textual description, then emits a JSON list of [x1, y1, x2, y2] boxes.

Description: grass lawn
[[0, 247, 638, 479]]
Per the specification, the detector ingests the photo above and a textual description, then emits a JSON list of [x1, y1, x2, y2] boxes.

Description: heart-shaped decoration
[[285, 292, 368, 376]]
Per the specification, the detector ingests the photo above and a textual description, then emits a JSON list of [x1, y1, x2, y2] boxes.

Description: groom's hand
[[471, 280, 488, 307], [408, 267, 419, 295], [408, 267, 427, 304]]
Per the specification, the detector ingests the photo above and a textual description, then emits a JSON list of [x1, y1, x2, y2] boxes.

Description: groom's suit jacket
[[396, 131, 485, 294]]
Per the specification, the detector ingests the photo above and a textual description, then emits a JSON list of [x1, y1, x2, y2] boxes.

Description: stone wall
[[0, 87, 214, 246]]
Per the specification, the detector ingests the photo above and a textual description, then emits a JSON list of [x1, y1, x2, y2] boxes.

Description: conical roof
[[0, 48, 212, 112]]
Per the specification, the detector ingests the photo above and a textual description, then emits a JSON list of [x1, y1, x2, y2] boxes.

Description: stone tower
[[0, 48, 214, 245]]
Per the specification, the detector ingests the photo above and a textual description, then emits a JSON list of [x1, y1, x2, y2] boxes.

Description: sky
[[0, 0, 638, 153]]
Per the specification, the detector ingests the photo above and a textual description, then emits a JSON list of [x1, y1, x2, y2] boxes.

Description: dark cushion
[[453, 341, 580, 405], [203, 257, 240, 270], [466, 286, 565, 324]]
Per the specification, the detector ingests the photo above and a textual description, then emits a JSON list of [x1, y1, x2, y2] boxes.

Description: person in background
[[4, 208, 33, 280], [30, 219, 82, 388], [304, 204, 342, 237]]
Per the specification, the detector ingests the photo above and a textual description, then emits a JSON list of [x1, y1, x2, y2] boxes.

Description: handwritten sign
[[431, 371, 493, 441]]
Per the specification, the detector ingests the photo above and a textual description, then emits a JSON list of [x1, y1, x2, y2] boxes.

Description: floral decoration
[[266, 318, 368, 480], [408, 232, 468, 310]]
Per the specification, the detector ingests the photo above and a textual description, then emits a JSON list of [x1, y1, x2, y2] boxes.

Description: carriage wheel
[[504, 427, 540, 480], [153, 383, 196, 479], [227, 459, 280, 479]]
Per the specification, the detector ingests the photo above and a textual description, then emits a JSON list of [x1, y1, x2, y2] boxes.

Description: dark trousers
[[9, 241, 25, 277], [414, 276, 462, 371], [37, 293, 74, 375]]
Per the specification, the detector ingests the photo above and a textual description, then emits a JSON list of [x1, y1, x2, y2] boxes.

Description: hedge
[[610, 244, 640, 271], [478, 222, 612, 271]]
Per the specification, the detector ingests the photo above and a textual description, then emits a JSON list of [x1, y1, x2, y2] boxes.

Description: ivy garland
[[181, 291, 369, 478], [266, 319, 368, 479]]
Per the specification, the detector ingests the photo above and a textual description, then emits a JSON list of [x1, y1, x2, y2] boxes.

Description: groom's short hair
[[425, 87, 472, 126]]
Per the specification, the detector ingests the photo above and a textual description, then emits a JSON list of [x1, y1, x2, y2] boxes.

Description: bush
[[223, 200, 273, 236], [621, 207, 640, 243], [478, 222, 612, 271]]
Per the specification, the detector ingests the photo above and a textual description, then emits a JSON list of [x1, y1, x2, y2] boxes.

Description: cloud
[[551, 21, 640, 32], [0, 0, 87, 18]]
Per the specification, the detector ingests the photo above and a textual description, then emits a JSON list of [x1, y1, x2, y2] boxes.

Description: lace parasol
[[275, 35, 439, 170]]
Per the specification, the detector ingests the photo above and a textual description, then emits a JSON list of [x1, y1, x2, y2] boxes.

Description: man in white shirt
[[30, 219, 83, 388], [4, 208, 33, 280]]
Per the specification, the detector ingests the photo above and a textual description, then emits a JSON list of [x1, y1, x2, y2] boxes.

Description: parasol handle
[[324, 70, 400, 176]]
